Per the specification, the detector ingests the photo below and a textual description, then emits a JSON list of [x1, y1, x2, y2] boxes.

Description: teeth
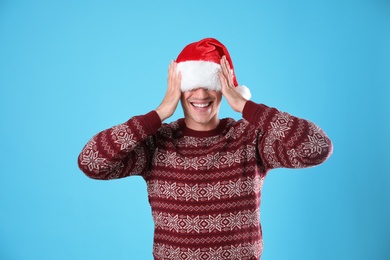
[[192, 103, 210, 108]]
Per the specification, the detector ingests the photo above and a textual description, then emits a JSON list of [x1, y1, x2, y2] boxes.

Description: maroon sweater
[[78, 101, 332, 259]]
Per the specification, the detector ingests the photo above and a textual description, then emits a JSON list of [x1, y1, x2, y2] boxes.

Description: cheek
[[214, 93, 223, 104], [181, 92, 191, 101], [211, 90, 222, 99], [180, 94, 190, 112]]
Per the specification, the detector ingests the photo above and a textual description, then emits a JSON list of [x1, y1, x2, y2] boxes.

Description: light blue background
[[1, 0, 389, 259]]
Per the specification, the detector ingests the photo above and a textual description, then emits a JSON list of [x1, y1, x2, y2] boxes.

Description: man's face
[[180, 88, 222, 131]]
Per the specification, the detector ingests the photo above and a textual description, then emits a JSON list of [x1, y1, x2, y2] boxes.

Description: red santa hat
[[176, 38, 251, 100]]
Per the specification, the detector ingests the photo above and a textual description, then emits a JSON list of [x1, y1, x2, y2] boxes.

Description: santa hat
[[176, 38, 251, 100]]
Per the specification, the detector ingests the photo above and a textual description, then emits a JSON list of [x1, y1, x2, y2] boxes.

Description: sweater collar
[[178, 118, 228, 138]]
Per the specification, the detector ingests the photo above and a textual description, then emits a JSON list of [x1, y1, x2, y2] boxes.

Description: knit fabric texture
[[78, 101, 332, 260]]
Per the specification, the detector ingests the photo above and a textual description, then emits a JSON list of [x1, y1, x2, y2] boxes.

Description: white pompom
[[235, 85, 251, 100]]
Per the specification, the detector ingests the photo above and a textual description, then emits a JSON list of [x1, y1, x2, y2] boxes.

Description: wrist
[[237, 99, 247, 113], [155, 108, 167, 122]]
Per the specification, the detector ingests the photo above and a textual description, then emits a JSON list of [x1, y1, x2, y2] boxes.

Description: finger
[[221, 56, 234, 88], [218, 70, 228, 92], [220, 56, 228, 75], [174, 71, 181, 92], [173, 62, 181, 88], [219, 57, 228, 81], [168, 67, 172, 88], [222, 57, 232, 80], [176, 71, 182, 87], [219, 59, 229, 86]]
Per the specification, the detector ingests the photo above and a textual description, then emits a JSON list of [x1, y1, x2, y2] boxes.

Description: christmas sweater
[[78, 101, 332, 260]]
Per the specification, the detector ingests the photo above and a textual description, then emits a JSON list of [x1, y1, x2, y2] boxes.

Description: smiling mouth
[[191, 102, 211, 108]]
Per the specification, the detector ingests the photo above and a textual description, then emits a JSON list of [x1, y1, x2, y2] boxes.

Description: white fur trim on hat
[[177, 60, 252, 100], [177, 60, 221, 92]]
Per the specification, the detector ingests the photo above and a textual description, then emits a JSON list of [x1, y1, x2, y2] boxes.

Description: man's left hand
[[218, 56, 247, 113]]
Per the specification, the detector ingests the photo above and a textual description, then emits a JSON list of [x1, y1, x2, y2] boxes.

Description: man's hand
[[218, 56, 247, 113], [156, 61, 182, 122]]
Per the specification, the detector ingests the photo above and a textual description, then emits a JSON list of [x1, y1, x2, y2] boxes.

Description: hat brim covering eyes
[[177, 61, 222, 92]]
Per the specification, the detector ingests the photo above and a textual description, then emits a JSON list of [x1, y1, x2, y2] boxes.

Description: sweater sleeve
[[77, 110, 162, 180], [242, 101, 333, 170]]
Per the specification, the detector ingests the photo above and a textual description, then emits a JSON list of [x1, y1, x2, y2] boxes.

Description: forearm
[[78, 111, 162, 179], [243, 101, 333, 169]]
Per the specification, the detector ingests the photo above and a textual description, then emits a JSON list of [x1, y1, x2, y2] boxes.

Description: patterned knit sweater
[[78, 101, 332, 260]]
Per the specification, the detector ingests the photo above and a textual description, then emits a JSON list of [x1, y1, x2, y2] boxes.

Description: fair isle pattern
[[153, 229, 261, 246], [147, 166, 258, 182], [79, 139, 107, 172], [153, 145, 256, 170], [149, 198, 260, 213], [152, 209, 260, 233], [262, 111, 330, 169], [303, 124, 330, 155], [179, 135, 220, 147], [78, 102, 332, 259], [147, 176, 263, 202], [153, 242, 263, 260]]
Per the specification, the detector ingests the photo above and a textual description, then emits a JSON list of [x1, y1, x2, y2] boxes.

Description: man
[[78, 38, 332, 259]]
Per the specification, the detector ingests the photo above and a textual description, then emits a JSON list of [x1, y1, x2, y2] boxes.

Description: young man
[[78, 38, 332, 259]]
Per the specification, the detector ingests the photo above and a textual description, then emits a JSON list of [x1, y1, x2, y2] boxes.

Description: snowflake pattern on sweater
[[78, 101, 332, 260]]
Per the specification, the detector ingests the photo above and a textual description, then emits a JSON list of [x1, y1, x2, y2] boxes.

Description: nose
[[192, 88, 209, 98]]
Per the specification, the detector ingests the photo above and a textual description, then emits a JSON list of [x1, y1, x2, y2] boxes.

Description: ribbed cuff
[[242, 101, 270, 125], [125, 111, 162, 137], [141, 110, 162, 135]]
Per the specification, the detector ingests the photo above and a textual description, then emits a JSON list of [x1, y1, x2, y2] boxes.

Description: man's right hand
[[155, 61, 182, 122]]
